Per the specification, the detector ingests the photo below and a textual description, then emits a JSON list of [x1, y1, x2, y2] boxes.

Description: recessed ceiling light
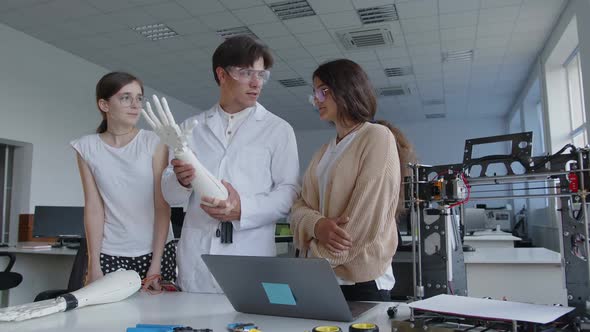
[[425, 113, 446, 119], [338, 26, 395, 50], [376, 85, 411, 97], [216, 26, 258, 39], [442, 50, 474, 62], [357, 4, 398, 24], [278, 78, 308, 87], [132, 23, 178, 41], [384, 66, 413, 77], [270, 0, 315, 20]]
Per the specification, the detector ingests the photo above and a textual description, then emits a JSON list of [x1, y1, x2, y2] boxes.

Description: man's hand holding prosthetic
[[201, 180, 242, 221], [142, 95, 228, 205]]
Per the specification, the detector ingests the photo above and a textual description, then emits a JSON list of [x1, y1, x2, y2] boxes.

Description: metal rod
[[469, 186, 560, 193], [577, 151, 590, 284], [410, 166, 417, 300], [468, 180, 554, 187], [467, 173, 562, 184], [1, 146, 7, 244], [467, 193, 573, 201], [466, 168, 590, 185]]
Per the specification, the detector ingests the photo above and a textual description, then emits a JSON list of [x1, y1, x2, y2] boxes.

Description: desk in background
[[402, 231, 521, 250], [464, 247, 566, 305], [0, 292, 405, 331], [463, 230, 521, 249], [0, 244, 76, 307]]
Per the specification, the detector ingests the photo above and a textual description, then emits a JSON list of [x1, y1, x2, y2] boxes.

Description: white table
[[0, 292, 408, 332], [463, 231, 521, 249], [0, 244, 76, 307], [464, 247, 566, 305]]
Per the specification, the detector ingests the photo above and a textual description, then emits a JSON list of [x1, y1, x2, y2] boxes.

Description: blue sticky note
[[261, 282, 297, 306]]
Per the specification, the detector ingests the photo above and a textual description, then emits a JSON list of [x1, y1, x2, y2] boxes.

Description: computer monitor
[[33, 206, 84, 238]]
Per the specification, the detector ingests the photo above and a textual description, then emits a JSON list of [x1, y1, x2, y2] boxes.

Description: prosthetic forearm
[[0, 270, 141, 321], [142, 95, 228, 206]]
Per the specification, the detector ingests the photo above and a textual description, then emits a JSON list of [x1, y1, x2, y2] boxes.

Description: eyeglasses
[[225, 66, 271, 85], [117, 93, 144, 107], [313, 87, 330, 102], [308, 87, 330, 107]]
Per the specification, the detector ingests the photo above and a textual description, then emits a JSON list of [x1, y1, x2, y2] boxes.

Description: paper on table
[[409, 295, 574, 324]]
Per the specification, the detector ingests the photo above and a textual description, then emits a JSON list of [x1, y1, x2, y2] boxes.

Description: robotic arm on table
[[142, 95, 228, 206]]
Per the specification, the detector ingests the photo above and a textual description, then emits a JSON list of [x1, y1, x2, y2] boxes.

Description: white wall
[[0, 23, 200, 243]]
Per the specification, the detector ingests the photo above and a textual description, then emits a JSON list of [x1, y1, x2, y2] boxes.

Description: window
[[0, 144, 15, 244], [565, 49, 586, 146]]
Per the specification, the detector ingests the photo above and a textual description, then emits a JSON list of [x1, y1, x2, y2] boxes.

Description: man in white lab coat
[[161, 36, 300, 293]]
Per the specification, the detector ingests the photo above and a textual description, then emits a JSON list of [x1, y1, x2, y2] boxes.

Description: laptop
[[201, 254, 379, 322]]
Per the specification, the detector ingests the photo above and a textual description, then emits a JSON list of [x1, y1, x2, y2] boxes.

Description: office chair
[[0, 253, 23, 291], [34, 240, 88, 301]]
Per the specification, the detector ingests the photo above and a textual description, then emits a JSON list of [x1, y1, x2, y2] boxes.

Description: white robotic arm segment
[[0, 270, 141, 322], [142, 95, 228, 205]]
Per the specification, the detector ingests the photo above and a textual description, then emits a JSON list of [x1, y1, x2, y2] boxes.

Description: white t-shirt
[[71, 130, 173, 257], [316, 132, 395, 290]]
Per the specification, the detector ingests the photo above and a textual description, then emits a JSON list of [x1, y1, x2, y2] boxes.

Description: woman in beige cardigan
[[290, 59, 405, 301]]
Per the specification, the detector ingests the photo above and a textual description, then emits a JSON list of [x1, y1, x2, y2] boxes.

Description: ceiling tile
[[381, 57, 412, 68], [442, 39, 475, 52], [479, 6, 521, 25], [141, 2, 192, 20], [198, 11, 242, 30], [475, 36, 510, 49], [265, 34, 301, 50], [410, 54, 441, 65], [475, 47, 506, 58], [441, 26, 476, 42], [219, 0, 266, 9], [351, 0, 395, 8], [477, 23, 514, 38], [296, 30, 335, 46], [440, 11, 477, 29], [175, 0, 226, 15], [404, 30, 440, 46], [166, 18, 209, 35], [357, 59, 383, 71], [344, 50, 378, 62], [481, 0, 523, 9], [400, 16, 439, 33], [104, 10, 158, 28], [409, 43, 441, 57], [233, 5, 279, 25], [283, 15, 326, 34], [305, 43, 342, 57], [308, 0, 355, 14], [396, 0, 437, 19], [249, 21, 291, 38], [275, 47, 314, 61], [439, 0, 480, 14], [376, 47, 410, 60], [319, 11, 362, 29]]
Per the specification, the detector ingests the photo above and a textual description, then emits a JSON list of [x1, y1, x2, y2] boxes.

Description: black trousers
[[341, 280, 392, 302]]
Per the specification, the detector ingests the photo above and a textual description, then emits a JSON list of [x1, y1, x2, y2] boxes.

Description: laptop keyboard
[[347, 301, 379, 318]]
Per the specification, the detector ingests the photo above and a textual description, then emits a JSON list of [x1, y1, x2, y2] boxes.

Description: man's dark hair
[[212, 35, 274, 85]]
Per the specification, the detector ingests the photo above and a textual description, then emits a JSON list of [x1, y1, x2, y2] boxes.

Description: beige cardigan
[[290, 123, 400, 283]]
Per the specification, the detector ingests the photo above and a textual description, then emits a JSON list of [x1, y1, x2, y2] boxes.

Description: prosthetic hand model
[[0, 270, 141, 322], [142, 95, 229, 206]]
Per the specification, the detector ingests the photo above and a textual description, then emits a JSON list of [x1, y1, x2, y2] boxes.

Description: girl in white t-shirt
[[71, 72, 175, 290]]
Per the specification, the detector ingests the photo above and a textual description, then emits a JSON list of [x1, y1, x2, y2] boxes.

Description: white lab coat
[[162, 102, 300, 293]]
